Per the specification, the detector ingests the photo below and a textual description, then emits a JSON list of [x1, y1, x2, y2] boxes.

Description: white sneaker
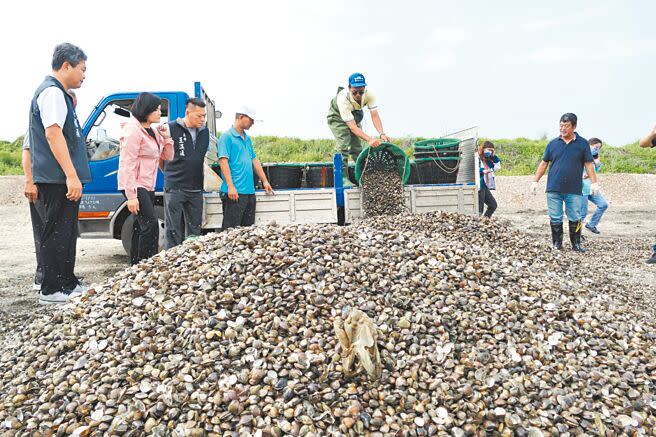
[[70, 283, 88, 297], [38, 290, 73, 305], [33, 282, 41, 291]]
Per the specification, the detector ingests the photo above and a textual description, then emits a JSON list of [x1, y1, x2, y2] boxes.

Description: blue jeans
[[546, 192, 583, 224], [579, 192, 609, 227]]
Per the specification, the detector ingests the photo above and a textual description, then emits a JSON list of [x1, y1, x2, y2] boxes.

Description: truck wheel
[[120, 206, 166, 256]]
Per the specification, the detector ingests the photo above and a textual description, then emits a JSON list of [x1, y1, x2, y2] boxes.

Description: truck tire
[[120, 206, 166, 256]]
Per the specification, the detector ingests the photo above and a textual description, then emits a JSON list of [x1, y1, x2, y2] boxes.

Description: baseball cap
[[348, 72, 367, 87], [236, 105, 261, 122]]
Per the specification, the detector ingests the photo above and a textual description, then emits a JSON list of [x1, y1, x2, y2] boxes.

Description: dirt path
[[493, 174, 656, 240], [0, 177, 127, 332]]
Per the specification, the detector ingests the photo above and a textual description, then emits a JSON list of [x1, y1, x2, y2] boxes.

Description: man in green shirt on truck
[[326, 72, 390, 166]]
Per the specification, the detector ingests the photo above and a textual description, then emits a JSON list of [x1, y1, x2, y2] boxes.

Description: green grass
[[1, 134, 654, 176], [483, 137, 550, 176], [0, 137, 23, 175], [485, 137, 656, 175], [252, 136, 335, 163], [592, 141, 656, 174]]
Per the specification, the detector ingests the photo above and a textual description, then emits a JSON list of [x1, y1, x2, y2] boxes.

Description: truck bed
[[344, 184, 477, 222], [202, 189, 337, 229]]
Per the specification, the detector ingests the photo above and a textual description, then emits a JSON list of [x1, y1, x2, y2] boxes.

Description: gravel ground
[[0, 174, 654, 332], [490, 173, 656, 321], [0, 177, 126, 334]]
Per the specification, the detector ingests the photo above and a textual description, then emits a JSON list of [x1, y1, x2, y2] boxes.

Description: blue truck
[[78, 82, 479, 255]]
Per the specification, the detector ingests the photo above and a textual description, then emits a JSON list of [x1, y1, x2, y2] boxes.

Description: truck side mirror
[[114, 107, 131, 118], [215, 110, 222, 119]]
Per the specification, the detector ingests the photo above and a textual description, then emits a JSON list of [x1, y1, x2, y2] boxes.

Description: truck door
[[84, 95, 176, 194], [194, 82, 220, 165], [78, 94, 178, 246]]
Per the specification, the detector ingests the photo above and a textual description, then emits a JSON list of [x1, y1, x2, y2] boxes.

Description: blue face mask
[[483, 150, 493, 157], [591, 147, 599, 154]]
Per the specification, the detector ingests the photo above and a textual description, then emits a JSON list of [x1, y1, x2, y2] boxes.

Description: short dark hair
[[560, 113, 577, 126], [131, 92, 162, 123], [52, 43, 87, 71], [588, 137, 602, 146], [186, 97, 206, 108], [482, 140, 494, 149]]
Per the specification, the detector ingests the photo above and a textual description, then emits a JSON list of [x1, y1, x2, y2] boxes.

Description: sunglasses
[[351, 88, 365, 96]]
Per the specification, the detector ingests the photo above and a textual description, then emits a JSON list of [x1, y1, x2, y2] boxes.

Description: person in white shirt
[[28, 43, 91, 304], [22, 89, 77, 292]]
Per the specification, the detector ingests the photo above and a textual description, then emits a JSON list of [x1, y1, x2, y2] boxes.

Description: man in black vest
[[163, 98, 209, 249], [28, 43, 91, 304], [22, 89, 77, 292]]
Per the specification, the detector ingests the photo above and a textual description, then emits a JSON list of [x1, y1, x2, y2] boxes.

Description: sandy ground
[[0, 174, 654, 332], [0, 177, 127, 332], [493, 173, 656, 240]]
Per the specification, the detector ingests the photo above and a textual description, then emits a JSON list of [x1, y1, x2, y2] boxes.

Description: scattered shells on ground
[[0, 210, 655, 435]]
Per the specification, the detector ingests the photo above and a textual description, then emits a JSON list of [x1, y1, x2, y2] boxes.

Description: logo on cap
[[348, 72, 367, 87]]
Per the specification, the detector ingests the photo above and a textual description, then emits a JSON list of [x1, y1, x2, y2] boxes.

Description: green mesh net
[[354, 142, 411, 186]]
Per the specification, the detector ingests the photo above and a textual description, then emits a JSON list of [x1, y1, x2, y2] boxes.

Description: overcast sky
[[1, 0, 654, 146]]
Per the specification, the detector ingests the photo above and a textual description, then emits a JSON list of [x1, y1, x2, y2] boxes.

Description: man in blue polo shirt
[[531, 113, 599, 253], [217, 106, 273, 230]]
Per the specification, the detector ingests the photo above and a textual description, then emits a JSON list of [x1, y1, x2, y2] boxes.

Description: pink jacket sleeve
[[118, 124, 141, 200], [160, 135, 174, 161]]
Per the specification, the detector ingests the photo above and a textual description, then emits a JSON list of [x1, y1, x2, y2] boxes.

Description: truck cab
[[78, 82, 219, 254]]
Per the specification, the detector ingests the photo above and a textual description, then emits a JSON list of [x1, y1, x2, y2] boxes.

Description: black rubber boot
[[568, 220, 586, 253], [550, 222, 563, 250]]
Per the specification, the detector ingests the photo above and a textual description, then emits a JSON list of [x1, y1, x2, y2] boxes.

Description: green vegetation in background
[[591, 141, 656, 174], [250, 135, 424, 163], [483, 137, 549, 176], [0, 137, 24, 176], [1, 134, 654, 176], [486, 137, 656, 175], [252, 136, 335, 163]]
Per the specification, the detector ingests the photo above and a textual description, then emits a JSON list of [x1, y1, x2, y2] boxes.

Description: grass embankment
[[486, 137, 656, 175], [0, 138, 23, 175], [1, 135, 655, 176]]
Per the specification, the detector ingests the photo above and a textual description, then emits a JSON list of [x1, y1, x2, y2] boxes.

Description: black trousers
[[35, 183, 80, 294], [478, 186, 497, 218], [29, 199, 46, 285], [126, 188, 159, 265], [164, 189, 203, 249], [221, 193, 256, 230]]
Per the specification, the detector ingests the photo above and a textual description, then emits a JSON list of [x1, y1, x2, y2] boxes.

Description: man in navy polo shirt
[[638, 124, 656, 264], [531, 113, 599, 253], [217, 106, 273, 230]]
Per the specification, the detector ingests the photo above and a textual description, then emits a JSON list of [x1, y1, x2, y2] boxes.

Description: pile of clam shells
[[360, 170, 405, 217], [0, 211, 655, 436]]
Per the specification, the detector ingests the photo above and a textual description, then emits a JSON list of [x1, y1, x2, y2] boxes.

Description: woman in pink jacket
[[118, 92, 173, 264]]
